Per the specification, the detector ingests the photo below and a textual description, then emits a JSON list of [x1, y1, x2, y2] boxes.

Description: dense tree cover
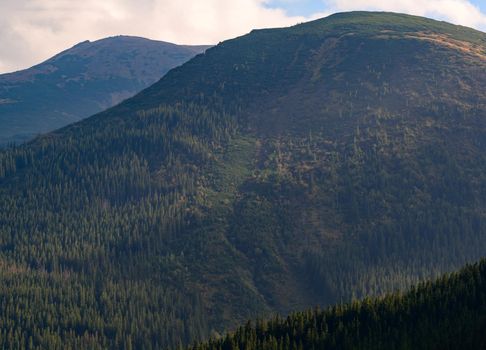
[[191, 259, 486, 350], [0, 103, 234, 348], [0, 11, 485, 349], [0, 267, 207, 349]]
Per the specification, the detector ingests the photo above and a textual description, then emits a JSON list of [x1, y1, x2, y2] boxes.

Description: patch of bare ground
[[408, 32, 485, 59]]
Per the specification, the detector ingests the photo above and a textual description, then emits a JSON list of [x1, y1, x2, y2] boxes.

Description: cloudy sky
[[1, 0, 485, 74]]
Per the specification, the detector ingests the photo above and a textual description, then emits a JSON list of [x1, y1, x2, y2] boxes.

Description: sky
[[0, 0, 485, 74]]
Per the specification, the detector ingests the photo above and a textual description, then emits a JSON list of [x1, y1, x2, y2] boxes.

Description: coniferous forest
[[191, 259, 486, 350], [0, 11, 485, 349]]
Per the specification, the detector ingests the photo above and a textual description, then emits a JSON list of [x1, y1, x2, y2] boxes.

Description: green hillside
[[192, 259, 486, 350], [0, 11, 485, 349]]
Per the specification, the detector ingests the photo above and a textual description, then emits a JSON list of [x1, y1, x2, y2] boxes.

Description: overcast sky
[[1, 0, 485, 74]]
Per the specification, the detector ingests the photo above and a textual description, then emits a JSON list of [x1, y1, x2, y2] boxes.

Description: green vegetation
[[293, 11, 486, 44], [0, 11, 484, 349], [0, 103, 230, 349], [191, 259, 486, 350]]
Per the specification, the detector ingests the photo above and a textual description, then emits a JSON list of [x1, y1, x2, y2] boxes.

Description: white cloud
[[0, 0, 485, 74]]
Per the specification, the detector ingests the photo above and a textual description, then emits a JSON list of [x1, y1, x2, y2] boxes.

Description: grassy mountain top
[[291, 11, 486, 43], [192, 259, 486, 350], [6, 36, 209, 83], [0, 36, 210, 146], [117, 11, 484, 122]]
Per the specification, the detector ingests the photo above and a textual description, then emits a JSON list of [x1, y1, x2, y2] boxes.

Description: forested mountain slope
[[0, 36, 209, 146], [192, 259, 486, 350], [0, 11, 485, 349]]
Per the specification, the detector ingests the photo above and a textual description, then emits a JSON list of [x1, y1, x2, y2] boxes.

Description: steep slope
[[0, 11, 485, 349], [192, 259, 486, 350], [0, 36, 209, 145]]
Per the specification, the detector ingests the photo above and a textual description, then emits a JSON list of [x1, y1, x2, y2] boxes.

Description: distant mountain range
[[0, 36, 210, 145], [0, 11, 485, 349]]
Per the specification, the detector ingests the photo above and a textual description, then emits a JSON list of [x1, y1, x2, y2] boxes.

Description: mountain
[[0, 11, 485, 349], [192, 259, 486, 350], [0, 36, 210, 146]]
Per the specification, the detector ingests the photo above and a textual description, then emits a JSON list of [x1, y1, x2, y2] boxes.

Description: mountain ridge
[[0, 36, 210, 146], [106, 11, 485, 124]]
